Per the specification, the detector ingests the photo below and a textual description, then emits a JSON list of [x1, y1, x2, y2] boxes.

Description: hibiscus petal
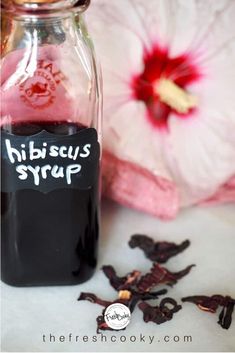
[[202, 175, 235, 205], [87, 0, 235, 214], [102, 149, 178, 220]]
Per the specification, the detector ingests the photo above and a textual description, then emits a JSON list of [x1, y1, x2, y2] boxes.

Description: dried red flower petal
[[128, 289, 168, 312], [139, 297, 182, 325], [78, 289, 167, 312], [77, 235, 195, 332], [78, 289, 167, 332], [129, 234, 190, 263], [102, 265, 141, 291], [78, 292, 112, 307], [218, 300, 235, 330], [78, 292, 132, 333], [182, 295, 235, 329], [137, 263, 195, 292]]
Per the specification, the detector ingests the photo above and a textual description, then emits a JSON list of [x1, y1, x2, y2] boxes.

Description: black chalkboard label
[[1, 128, 100, 193]]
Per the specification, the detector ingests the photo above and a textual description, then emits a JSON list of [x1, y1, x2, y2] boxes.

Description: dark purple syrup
[[1, 121, 99, 286]]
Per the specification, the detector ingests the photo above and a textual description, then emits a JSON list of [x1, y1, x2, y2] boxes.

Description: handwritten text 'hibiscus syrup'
[[5, 138, 91, 186]]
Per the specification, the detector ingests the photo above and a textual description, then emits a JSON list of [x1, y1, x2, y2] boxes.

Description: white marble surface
[[1, 201, 235, 352]]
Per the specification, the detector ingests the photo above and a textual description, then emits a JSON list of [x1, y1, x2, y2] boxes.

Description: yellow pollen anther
[[154, 78, 198, 114], [118, 290, 132, 300]]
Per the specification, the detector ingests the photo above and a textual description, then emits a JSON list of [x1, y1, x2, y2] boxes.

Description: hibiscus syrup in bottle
[[1, 0, 102, 286]]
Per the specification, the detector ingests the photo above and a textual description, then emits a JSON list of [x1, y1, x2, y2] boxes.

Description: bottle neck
[[1, 0, 91, 55], [1, 11, 86, 55], [2, 0, 90, 15]]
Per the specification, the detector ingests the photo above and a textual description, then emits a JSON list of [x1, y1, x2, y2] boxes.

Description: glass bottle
[[1, 0, 102, 286]]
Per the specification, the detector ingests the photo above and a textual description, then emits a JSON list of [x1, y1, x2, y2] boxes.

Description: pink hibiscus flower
[[87, 0, 235, 219]]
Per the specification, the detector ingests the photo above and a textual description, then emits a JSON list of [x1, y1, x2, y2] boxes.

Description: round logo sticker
[[104, 303, 131, 330], [19, 60, 65, 110]]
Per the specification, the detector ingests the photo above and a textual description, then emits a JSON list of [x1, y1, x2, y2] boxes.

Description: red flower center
[[131, 45, 201, 128]]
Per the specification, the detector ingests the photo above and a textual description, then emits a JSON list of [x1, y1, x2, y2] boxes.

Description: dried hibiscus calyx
[[129, 234, 190, 263], [102, 265, 141, 291], [78, 288, 168, 312], [78, 263, 169, 332], [77, 259, 196, 332], [137, 263, 195, 292], [78, 289, 167, 333], [127, 289, 168, 313], [77, 262, 195, 332], [139, 297, 182, 325], [78, 293, 116, 333], [182, 295, 235, 329], [78, 292, 112, 307]]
